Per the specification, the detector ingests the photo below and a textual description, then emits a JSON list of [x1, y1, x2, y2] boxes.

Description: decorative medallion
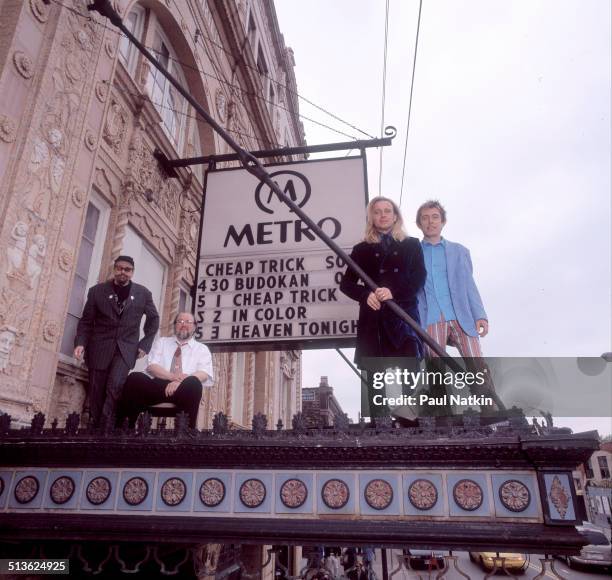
[[50, 476, 75, 505], [123, 477, 148, 506], [199, 477, 225, 507], [453, 479, 483, 511], [549, 475, 569, 519], [58, 249, 73, 272], [321, 478, 350, 509], [280, 478, 308, 509], [364, 479, 393, 510], [42, 320, 60, 343], [0, 115, 17, 143], [95, 81, 108, 103], [14, 476, 39, 504], [161, 477, 186, 507], [239, 478, 266, 508], [84, 131, 96, 151], [30, 0, 50, 23], [499, 479, 531, 512], [13, 51, 34, 79], [72, 188, 87, 208], [408, 479, 438, 511], [85, 476, 111, 505]]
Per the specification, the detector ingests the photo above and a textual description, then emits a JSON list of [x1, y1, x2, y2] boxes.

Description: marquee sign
[[195, 156, 367, 350]]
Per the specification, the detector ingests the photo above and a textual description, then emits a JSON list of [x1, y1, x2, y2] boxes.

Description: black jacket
[[340, 236, 426, 366], [75, 280, 159, 370]]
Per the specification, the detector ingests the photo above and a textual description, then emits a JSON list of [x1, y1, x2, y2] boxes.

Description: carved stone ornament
[[0, 115, 17, 143], [549, 475, 569, 519], [103, 98, 128, 154], [95, 81, 108, 103], [84, 130, 96, 151], [280, 478, 308, 509], [50, 476, 75, 504], [453, 479, 484, 511], [215, 90, 227, 123], [105, 38, 116, 59], [86, 476, 111, 505], [72, 187, 87, 208], [408, 478, 438, 511], [58, 249, 73, 272], [239, 478, 266, 508], [43, 320, 60, 343], [161, 477, 186, 507], [199, 477, 225, 507], [364, 479, 393, 510], [30, 0, 50, 22], [499, 479, 531, 512], [123, 477, 148, 506], [14, 476, 39, 504], [13, 51, 34, 79], [321, 478, 350, 509]]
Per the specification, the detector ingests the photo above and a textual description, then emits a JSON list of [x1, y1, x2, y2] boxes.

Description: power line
[[378, 0, 390, 195], [53, 0, 372, 141], [399, 0, 424, 208]]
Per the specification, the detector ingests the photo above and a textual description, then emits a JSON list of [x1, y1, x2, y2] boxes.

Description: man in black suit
[[74, 255, 159, 426]]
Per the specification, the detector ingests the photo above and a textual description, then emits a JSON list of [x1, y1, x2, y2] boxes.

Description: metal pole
[[87, 0, 462, 370]]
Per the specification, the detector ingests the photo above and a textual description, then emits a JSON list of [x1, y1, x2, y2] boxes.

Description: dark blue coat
[[340, 236, 426, 367]]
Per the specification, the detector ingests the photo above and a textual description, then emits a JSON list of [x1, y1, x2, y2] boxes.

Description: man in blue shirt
[[416, 200, 488, 358]]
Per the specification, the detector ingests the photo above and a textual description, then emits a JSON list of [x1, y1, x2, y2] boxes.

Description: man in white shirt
[[117, 312, 213, 428]]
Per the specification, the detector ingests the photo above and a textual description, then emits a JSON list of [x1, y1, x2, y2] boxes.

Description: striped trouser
[[424, 319, 482, 358], [424, 318, 496, 399]]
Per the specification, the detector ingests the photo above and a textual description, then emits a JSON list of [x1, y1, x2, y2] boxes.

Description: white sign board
[[195, 157, 367, 350]]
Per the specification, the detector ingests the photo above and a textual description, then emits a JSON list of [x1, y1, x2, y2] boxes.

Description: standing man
[[416, 201, 488, 356], [74, 255, 159, 426], [117, 312, 213, 428]]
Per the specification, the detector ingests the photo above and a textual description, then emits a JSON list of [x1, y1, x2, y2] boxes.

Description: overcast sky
[[273, 0, 611, 435]]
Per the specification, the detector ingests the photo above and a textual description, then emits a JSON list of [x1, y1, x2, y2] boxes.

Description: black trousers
[[117, 372, 203, 428], [88, 350, 132, 427]]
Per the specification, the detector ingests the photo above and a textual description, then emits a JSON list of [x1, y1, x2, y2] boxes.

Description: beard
[[176, 328, 194, 341]]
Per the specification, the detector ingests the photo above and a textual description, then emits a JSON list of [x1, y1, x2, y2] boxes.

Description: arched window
[[146, 28, 188, 151], [118, 5, 145, 76]]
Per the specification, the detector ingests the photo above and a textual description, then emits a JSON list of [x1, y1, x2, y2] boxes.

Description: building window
[[146, 28, 188, 151], [60, 192, 110, 358], [585, 459, 595, 479], [118, 5, 145, 76], [179, 284, 193, 315], [597, 456, 610, 479], [247, 10, 257, 50]]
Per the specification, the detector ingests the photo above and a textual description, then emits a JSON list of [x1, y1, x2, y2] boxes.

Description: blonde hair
[[364, 196, 407, 243]]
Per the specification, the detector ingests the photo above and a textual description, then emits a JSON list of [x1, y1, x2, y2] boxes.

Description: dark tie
[[381, 234, 392, 251], [171, 346, 182, 375]]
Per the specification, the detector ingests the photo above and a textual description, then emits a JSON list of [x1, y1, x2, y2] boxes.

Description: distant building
[[575, 441, 612, 527], [301, 376, 347, 427]]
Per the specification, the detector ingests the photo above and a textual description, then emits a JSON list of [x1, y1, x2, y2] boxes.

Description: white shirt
[[147, 336, 214, 387]]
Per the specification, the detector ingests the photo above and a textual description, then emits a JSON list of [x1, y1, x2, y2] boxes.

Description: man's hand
[[476, 319, 489, 337], [73, 346, 84, 361], [137, 348, 146, 359], [366, 292, 382, 311], [165, 380, 180, 397], [375, 287, 393, 302]]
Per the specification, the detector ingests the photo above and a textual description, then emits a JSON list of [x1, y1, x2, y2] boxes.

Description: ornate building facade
[[0, 0, 305, 429]]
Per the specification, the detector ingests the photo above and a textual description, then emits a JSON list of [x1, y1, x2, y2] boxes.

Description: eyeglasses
[[114, 265, 134, 272], [175, 319, 195, 325]]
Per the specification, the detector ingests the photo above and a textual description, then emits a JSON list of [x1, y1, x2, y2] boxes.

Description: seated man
[[118, 312, 213, 428]]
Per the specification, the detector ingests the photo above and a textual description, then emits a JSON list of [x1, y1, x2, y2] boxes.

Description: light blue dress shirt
[[421, 238, 457, 325]]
